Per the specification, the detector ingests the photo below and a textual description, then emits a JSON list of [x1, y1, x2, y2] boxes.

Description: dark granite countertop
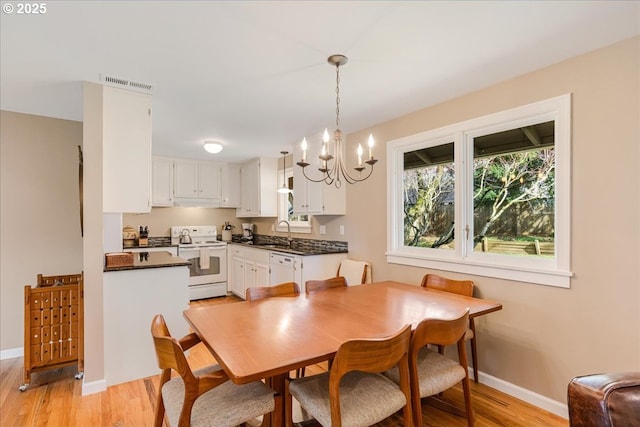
[[230, 242, 348, 256], [104, 251, 190, 272]]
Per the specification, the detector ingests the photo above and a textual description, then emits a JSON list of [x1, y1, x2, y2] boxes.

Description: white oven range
[[171, 225, 227, 300]]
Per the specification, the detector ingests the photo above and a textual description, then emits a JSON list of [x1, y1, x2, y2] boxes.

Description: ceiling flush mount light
[[203, 141, 223, 154], [296, 54, 377, 188], [277, 151, 292, 194]]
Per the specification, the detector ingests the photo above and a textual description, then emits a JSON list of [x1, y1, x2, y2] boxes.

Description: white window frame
[[277, 166, 312, 234], [387, 94, 572, 288]]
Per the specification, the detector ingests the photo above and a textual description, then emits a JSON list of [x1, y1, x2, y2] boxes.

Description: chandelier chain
[[335, 63, 340, 129]]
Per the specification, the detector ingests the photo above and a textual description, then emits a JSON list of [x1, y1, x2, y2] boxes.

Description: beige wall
[[342, 36, 640, 402], [0, 111, 84, 350], [123, 207, 241, 237]]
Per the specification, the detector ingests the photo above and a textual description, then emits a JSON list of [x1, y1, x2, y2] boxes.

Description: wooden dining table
[[183, 280, 502, 426]]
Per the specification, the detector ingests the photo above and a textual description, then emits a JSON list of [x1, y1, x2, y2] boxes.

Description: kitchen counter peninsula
[[103, 251, 189, 272], [103, 250, 189, 386]]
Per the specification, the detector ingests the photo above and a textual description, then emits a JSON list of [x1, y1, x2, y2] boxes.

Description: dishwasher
[[270, 252, 299, 285]]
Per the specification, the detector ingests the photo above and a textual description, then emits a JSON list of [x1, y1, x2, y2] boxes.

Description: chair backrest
[[336, 259, 371, 285], [305, 276, 347, 294], [421, 273, 474, 297], [151, 314, 197, 384], [246, 282, 300, 301], [411, 308, 470, 350], [151, 314, 229, 427], [329, 325, 413, 426]]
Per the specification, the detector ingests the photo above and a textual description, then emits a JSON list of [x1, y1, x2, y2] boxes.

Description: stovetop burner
[[171, 225, 226, 247]]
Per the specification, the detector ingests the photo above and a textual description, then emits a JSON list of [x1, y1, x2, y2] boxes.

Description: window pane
[[403, 142, 455, 248], [288, 179, 308, 222], [280, 170, 309, 225], [472, 121, 555, 256]]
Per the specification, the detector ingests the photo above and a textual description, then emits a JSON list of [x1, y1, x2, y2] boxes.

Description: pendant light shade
[[277, 151, 292, 194]]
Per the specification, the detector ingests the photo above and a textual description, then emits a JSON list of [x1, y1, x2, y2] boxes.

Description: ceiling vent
[[99, 74, 153, 94]]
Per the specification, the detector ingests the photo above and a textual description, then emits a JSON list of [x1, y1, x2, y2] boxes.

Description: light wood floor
[[1, 295, 569, 427]]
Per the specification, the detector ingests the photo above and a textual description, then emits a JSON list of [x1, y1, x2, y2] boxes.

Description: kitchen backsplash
[[234, 234, 348, 252]]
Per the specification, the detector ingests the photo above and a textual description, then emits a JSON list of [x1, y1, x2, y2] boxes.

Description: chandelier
[[296, 54, 377, 188]]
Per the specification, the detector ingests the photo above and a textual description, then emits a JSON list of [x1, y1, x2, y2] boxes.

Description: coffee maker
[[241, 223, 254, 243]]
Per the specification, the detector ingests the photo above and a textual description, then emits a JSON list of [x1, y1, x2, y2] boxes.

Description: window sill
[[386, 250, 572, 288], [276, 225, 311, 234]]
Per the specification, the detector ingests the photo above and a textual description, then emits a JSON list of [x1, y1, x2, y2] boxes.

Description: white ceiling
[[1, 1, 638, 163]]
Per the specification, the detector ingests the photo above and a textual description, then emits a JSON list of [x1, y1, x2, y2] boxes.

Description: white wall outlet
[[319, 225, 326, 235], [271, 224, 275, 231], [339, 225, 345, 235]]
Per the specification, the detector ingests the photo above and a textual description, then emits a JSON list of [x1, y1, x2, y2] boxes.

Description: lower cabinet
[[228, 245, 270, 298], [228, 244, 348, 298]]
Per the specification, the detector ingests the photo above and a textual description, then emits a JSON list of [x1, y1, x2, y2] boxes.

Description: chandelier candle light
[[297, 54, 377, 187]]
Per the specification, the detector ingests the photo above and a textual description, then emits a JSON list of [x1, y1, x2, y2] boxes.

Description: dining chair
[[305, 276, 347, 294], [336, 259, 371, 285], [421, 273, 480, 383], [384, 309, 474, 427], [246, 281, 300, 301], [285, 324, 414, 427], [150, 314, 278, 427]]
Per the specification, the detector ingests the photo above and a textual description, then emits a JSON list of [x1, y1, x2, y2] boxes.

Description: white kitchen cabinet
[[236, 157, 278, 217], [220, 163, 242, 207], [174, 159, 221, 205], [292, 141, 346, 215], [230, 253, 245, 297], [102, 85, 152, 213], [152, 156, 174, 206], [227, 244, 270, 298]]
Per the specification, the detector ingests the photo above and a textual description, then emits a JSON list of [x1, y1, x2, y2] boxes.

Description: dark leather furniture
[[567, 372, 640, 427]]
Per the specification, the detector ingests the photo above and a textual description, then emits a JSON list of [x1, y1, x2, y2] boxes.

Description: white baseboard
[[82, 378, 107, 395], [477, 370, 569, 419], [0, 347, 23, 360]]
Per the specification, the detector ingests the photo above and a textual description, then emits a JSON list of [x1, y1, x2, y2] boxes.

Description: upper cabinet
[[292, 142, 346, 215], [236, 157, 278, 217], [152, 156, 174, 207], [221, 163, 241, 208], [152, 157, 242, 208], [101, 85, 152, 213], [173, 159, 221, 206]]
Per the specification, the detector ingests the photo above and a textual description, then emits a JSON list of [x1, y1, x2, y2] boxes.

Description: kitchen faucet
[[278, 220, 293, 247]]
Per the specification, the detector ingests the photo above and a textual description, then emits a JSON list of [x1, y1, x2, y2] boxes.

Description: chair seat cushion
[[162, 365, 275, 427], [385, 347, 466, 397], [289, 371, 407, 427]]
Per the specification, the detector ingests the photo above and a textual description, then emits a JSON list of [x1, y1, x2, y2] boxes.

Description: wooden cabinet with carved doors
[[20, 273, 84, 391]]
